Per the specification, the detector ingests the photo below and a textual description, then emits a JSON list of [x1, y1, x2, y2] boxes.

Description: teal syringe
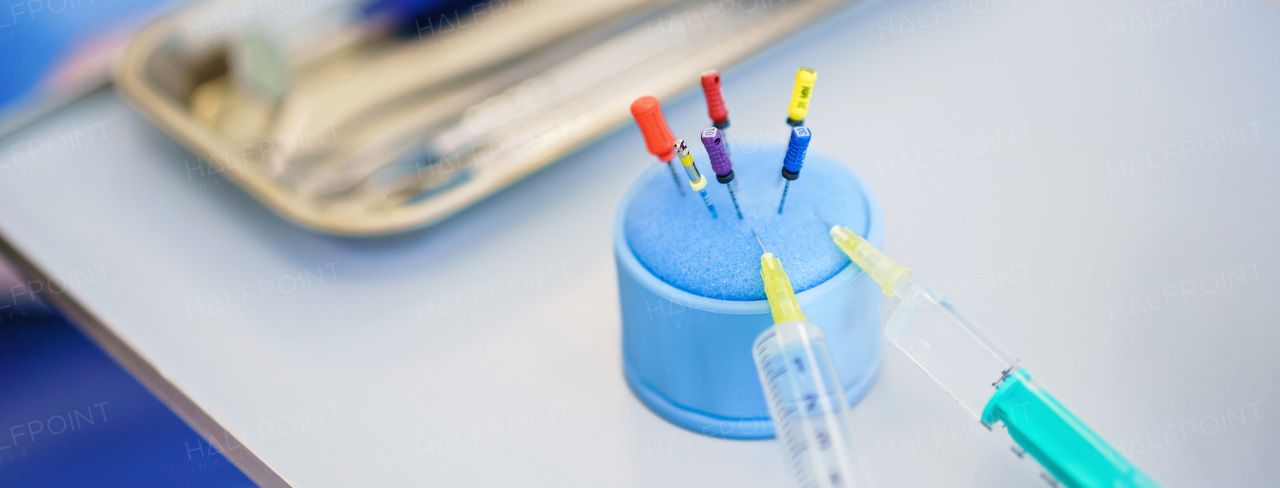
[[819, 217, 1159, 488]]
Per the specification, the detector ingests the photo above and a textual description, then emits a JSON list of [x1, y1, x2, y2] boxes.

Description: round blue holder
[[614, 146, 885, 440]]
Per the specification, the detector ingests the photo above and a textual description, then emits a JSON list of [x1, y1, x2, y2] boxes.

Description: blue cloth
[[0, 0, 180, 111], [0, 310, 254, 487]]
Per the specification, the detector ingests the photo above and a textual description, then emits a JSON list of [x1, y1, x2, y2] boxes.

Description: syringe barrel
[[753, 321, 860, 488], [885, 284, 1019, 420], [886, 286, 1158, 488]]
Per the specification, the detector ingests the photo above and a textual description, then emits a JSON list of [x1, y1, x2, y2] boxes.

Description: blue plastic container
[[614, 146, 885, 439]]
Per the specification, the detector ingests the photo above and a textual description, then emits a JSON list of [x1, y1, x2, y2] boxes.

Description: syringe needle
[[777, 126, 811, 215], [753, 230, 766, 253], [824, 221, 912, 296], [750, 245, 858, 488], [814, 212, 832, 228], [759, 248, 805, 325], [823, 227, 1159, 488]]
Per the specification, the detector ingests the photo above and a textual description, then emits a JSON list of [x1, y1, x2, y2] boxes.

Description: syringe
[[751, 233, 861, 488], [819, 216, 1159, 488]]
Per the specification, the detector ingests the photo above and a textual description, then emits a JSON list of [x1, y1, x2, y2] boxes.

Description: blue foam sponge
[[625, 148, 870, 301], [615, 146, 884, 438]]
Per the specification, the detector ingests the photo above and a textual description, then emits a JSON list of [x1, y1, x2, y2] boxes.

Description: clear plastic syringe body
[[826, 222, 1021, 417], [753, 321, 859, 488], [827, 223, 1159, 488], [884, 275, 1021, 419], [753, 251, 860, 488]]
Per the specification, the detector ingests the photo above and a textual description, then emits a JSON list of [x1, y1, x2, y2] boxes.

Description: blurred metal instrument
[[118, 0, 858, 235]]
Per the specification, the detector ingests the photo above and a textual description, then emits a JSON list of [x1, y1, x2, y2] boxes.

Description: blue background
[[0, 308, 255, 486], [0, 0, 177, 111]]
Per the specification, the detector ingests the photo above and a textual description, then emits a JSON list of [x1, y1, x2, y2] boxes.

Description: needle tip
[[814, 212, 832, 228], [753, 230, 766, 253]]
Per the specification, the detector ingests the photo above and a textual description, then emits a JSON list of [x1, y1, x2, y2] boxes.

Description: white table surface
[[2, 0, 1279, 485]]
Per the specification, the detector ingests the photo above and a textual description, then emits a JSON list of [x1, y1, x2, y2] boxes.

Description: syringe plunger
[[824, 221, 1159, 488]]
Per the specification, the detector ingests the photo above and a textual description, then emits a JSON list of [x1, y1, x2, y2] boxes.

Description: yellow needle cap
[[830, 225, 912, 296], [760, 253, 807, 324], [787, 68, 817, 123]]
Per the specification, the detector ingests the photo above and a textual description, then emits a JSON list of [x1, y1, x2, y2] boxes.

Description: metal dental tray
[[116, 0, 853, 235]]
